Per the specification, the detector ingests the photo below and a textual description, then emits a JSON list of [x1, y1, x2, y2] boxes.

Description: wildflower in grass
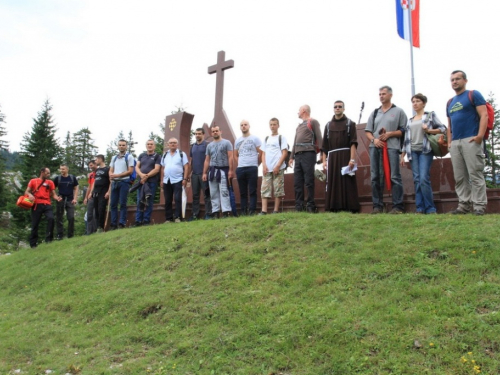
[[461, 356, 467, 363], [429, 342, 434, 347], [472, 251, 476, 254], [468, 352, 473, 355]]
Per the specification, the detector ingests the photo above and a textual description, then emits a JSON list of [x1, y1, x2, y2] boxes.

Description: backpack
[[162, 149, 185, 165], [112, 152, 137, 184], [306, 118, 321, 154], [447, 90, 495, 140], [265, 135, 290, 170], [56, 174, 77, 188], [325, 119, 352, 140]]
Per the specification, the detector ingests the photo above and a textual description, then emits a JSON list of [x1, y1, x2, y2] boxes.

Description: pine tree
[[71, 127, 98, 174], [483, 92, 500, 187], [62, 131, 77, 171], [0, 105, 7, 151], [0, 105, 8, 212], [20, 100, 63, 178], [105, 130, 125, 163], [127, 130, 137, 157]]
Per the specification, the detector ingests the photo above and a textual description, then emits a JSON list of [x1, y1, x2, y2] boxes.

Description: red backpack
[[447, 90, 495, 139]]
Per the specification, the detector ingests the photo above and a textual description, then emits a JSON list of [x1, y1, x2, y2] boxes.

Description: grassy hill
[[1, 213, 499, 375]]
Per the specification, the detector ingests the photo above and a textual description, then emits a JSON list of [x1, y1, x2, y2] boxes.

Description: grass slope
[[0, 213, 499, 375]]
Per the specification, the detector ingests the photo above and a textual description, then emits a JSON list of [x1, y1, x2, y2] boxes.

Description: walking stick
[[104, 182, 113, 231], [358, 101, 365, 124]]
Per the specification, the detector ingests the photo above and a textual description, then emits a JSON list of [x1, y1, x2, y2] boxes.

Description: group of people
[[25, 69, 490, 247], [364, 70, 488, 216]]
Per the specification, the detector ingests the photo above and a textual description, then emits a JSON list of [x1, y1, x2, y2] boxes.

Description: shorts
[[261, 170, 285, 198]]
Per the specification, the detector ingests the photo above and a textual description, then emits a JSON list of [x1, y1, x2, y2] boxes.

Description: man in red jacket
[[25, 167, 62, 248]]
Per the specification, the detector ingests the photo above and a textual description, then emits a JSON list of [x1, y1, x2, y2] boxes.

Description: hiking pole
[[104, 182, 113, 232], [358, 101, 365, 124]]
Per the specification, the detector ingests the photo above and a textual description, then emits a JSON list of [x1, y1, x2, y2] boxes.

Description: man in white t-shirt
[[234, 120, 262, 215], [260, 118, 288, 214]]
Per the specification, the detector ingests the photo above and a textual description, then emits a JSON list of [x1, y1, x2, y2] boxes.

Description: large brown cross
[[207, 50, 236, 143]]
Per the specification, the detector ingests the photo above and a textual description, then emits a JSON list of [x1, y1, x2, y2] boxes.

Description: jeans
[[56, 197, 75, 238], [163, 181, 183, 221], [135, 181, 158, 224], [209, 171, 231, 215], [191, 173, 211, 217], [369, 147, 404, 210], [30, 204, 54, 247], [110, 180, 130, 226], [236, 166, 258, 214], [293, 151, 316, 210], [410, 151, 436, 214]]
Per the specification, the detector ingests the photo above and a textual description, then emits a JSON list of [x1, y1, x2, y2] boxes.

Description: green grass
[[0, 213, 499, 374]]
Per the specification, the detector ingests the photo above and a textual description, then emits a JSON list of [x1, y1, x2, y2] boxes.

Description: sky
[[1, 0, 499, 155]]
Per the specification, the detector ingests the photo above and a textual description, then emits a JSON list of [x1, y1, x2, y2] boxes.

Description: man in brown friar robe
[[321, 100, 360, 212]]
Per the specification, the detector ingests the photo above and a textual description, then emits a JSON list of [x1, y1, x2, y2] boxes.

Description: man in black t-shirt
[[134, 140, 161, 226], [53, 164, 79, 239], [90, 154, 111, 232]]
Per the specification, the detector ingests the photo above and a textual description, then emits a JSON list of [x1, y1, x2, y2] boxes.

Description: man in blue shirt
[[447, 70, 489, 215], [160, 137, 189, 223], [54, 164, 79, 239], [188, 128, 212, 220]]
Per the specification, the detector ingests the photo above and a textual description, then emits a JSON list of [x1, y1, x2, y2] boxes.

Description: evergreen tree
[[62, 131, 77, 171], [20, 100, 63, 178], [484, 92, 500, 187], [0, 105, 7, 151], [105, 130, 125, 163], [148, 129, 164, 155], [127, 130, 137, 157], [71, 127, 98, 174], [0, 106, 8, 212]]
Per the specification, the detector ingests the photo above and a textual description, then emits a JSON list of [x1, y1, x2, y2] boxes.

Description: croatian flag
[[396, 0, 420, 48]]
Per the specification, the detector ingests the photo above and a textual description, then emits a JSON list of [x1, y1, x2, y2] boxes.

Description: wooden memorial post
[[205, 50, 236, 144]]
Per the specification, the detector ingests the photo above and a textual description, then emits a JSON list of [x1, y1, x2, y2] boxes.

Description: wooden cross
[[207, 50, 236, 143]]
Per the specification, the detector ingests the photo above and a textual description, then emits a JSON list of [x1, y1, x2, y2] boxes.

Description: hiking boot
[[389, 208, 405, 214], [474, 209, 485, 216], [118, 223, 125, 229], [222, 212, 230, 218], [204, 214, 212, 220], [449, 207, 469, 215], [132, 222, 142, 227], [174, 218, 181, 223], [371, 207, 383, 214], [110, 225, 118, 231], [306, 206, 317, 213], [187, 216, 197, 222], [142, 221, 150, 226], [258, 211, 267, 216], [272, 211, 279, 214]]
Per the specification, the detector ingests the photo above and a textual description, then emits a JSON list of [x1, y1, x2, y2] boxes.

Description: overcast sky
[[1, 0, 499, 155]]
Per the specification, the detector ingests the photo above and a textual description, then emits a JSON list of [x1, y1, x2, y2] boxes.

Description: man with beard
[[321, 101, 360, 212]]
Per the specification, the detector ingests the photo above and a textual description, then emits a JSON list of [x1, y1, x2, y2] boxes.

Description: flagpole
[[408, 0, 416, 104]]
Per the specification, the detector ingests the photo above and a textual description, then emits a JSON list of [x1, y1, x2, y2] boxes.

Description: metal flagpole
[[408, 0, 416, 104]]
